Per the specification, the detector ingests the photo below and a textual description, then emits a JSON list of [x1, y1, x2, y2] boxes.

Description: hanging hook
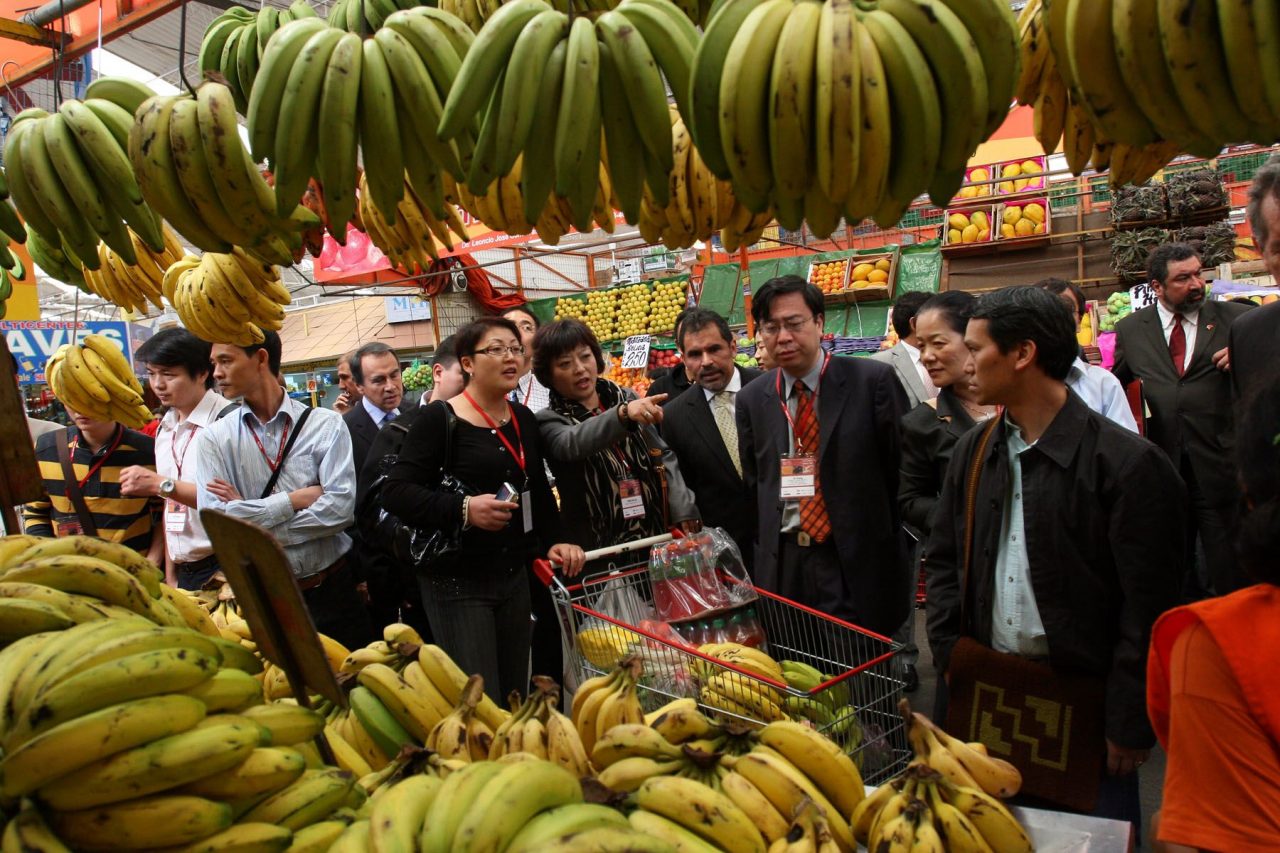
[[176, 0, 198, 97], [0, 61, 20, 109]]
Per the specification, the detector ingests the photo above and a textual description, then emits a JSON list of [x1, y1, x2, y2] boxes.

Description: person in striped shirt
[[23, 407, 164, 562]]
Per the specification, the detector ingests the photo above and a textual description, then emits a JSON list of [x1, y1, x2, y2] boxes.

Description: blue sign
[[1, 321, 131, 385]]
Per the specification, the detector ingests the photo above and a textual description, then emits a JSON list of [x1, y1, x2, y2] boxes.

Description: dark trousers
[[892, 531, 921, 668], [302, 561, 376, 651], [417, 563, 531, 704], [175, 556, 220, 591], [528, 567, 563, 691], [776, 535, 851, 619], [364, 550, 432, 641], [1180, 457, 1240, 599]]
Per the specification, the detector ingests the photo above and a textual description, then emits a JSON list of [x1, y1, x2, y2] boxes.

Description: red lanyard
[[511, 374, 533, 406], [249, 417, 291, 473], [171, 423, 200, 480], [463, 391, 526, 474], [69, 427, 125, 489], [776, 354, 831, 455]]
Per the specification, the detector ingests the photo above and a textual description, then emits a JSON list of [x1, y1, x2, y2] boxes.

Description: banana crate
[[994, 197, 1051, 249], [536, 534, 911, 785]]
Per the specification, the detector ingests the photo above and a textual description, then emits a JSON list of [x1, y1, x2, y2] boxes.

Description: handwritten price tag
[[622, 335, 651, 369]]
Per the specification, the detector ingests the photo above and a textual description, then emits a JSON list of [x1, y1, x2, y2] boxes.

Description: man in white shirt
[[120, 329, 233, 589], [501, 306, 552, 412], [1113, 243, 1254, 597], [873, 291, 938, 409]]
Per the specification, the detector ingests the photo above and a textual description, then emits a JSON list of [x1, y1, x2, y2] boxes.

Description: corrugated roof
[[278, 294, 436, 368]]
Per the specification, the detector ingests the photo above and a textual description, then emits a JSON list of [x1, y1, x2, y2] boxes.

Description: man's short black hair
[[432, 335, 459, 369], [241, 330, 282, 376], [971, 286, 1078, 381], [890, 291, 933, 338], [135, 328, 214, 388], [917, 290, 977, 336], [500, 305, 541, 328], [750, 275, 824, 326], [1147, 242, 1200, 287], [1035, 277, 1087, 318], [351, 342, 397, 385], [677, 308, 733, 350], [531, 319, 605, 390]]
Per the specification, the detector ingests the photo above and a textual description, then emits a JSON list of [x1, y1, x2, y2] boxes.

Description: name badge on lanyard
[[780, 456, 817, 500], [164, 499, 188, 533], [619, 478, 646, 519], [522, 491, 533, 533]]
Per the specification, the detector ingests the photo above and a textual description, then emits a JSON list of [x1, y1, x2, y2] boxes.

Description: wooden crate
[[822, 251, 897, 305], [941, 205, 997, 257], [993, 197, 1051, 250], [994, 155, 1049, 199]]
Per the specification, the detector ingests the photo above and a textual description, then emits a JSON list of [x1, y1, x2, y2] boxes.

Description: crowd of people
[[10, 157, 1280, 845]]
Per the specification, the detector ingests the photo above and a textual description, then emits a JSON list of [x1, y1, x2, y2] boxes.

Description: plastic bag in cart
[[572, 575, 694, 684], [647, 527, 757, 622]]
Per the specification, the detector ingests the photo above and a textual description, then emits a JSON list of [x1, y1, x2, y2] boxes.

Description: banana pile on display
[[571, 656, 646, 755], [1015, 0, 1200, 188], [488, 676, 592, 777], [422, 673, 492, 762], [130, 81, 320, 265], [778, 659, 861, 746], [198, 1, 320, 113], [246, 9, 475, 243], [690, 0, 1019, 233], [437, 0, 697, 236], [45, 336, 154, 429], [1, 98, 167, 272], [447, 156, 618, 246], [0, 163, 27, 276], [628, 774, 766, 852], [23, 225, 86, 290], [696, 642, 789, 725], [162, 248, 290, 347], [80, 225, 184, 315], [357, 172, 471, 273]]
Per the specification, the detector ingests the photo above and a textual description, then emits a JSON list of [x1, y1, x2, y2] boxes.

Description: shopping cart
[[535, 533, 911, 784]]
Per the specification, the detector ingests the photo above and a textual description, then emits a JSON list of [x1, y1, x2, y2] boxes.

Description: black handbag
[[359, 401, 471, 570]]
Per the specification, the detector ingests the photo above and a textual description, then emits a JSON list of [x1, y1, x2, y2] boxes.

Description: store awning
[[278, 296, 436, 369]]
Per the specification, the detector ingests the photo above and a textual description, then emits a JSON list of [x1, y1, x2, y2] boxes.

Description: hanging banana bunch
[[358, 172, 471, 274], [81, 226, 185, 315]]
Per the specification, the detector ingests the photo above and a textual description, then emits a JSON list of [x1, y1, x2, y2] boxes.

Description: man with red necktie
[[1113, 242, 1254, 598]]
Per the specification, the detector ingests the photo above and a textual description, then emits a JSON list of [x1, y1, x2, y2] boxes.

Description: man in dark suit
[[661, 308, 762, 569], [1113, 243, 1253, 596], [342, 342, 419, 629], [736, 275, 910, 636], [1231, 155, 1280, 407]]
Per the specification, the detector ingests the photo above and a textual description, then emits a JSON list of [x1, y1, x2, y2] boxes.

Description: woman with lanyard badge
[[381, 317, 584, 702], [534, 319, 700, 554]]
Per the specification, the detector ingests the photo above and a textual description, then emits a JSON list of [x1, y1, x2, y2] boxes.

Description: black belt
[[298, 556, 348, 592], [175, 554, 219, 572], [782, 531, 833, 549]]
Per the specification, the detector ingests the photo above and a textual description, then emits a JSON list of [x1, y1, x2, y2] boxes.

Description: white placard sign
[[622, 334, 651, 369], [1129, 283, 1157, 311]]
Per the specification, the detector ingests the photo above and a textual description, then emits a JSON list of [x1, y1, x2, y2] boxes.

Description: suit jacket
[[344, 399, 418, 486], [735, 356, 910, 635], [1228, 299, 1280, 406], [1112, 300, 1251, 506], [898, 388, 979, 535], [647, 365, 693, 405], [924, 392, 1185, 749], [872, 342, 930, 409], [661, 366, 763, 566]]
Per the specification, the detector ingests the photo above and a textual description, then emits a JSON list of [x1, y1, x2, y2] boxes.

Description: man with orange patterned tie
[[734, 275, 911, 636]]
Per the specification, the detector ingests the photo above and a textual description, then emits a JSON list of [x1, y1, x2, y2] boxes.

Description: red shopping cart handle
[[533, 529, 684, 587]]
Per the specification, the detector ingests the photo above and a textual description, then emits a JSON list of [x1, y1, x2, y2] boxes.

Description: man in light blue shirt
[[196, 330, 373, 648]]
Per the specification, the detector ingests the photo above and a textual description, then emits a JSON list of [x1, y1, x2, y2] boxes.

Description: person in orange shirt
[[1148, 375, 1280, 852]]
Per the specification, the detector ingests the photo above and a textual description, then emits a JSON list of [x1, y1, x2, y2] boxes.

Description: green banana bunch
[[198, 2, 319, 114], [327, 0, 424, 34], [0, 159, 28, 274]]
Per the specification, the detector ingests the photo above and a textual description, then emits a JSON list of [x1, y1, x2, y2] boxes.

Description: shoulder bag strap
[[959, 416, 1001, 634], [56, 428, 99, 537], [441, 401, 457, 474], [258, 406, 314, 500]]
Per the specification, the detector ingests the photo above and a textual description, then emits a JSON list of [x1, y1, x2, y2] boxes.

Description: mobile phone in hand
[[495, 482, 519, 504]]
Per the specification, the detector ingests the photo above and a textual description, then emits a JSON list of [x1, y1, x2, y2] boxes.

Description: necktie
[[712, 391, 742, 478], [794, 381, 831, 543], [1168, 316, 1186, 377], [381, 411, 397, 428]]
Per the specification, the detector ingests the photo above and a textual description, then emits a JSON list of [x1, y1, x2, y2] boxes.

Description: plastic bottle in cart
[[709, 618, 730, 644], [740, 607, 769, 651], [650, 546, 677, 620], [727, 612, 755, 647]]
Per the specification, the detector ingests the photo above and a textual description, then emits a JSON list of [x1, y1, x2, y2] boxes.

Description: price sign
[[1129, 283, 1157, 311], [622, 334, 651, 369]]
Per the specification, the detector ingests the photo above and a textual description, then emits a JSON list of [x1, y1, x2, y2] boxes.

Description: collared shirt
[[780, 352, 826, 533], [195, 395, 355, 578], [23, 425, 159, 551], [990, 414, 1050, 658], [902, 341, 938, 398], [510, 371, 551, 412], [702, 365, 743, 402], [361, 394, 400, 429], [156, 390, 233, 563], [1156, 302, 1200, 371], [1066, 358, 1139, 433]]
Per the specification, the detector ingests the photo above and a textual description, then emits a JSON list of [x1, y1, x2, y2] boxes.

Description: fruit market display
[[953, 165, 992, 200], [851, 258, 892, 290], [997, 201, 1047, 240], [647, 348, 681, 374], [44, 336, 154, 429], [1099, 290, 1134, 332], [603, 359, 651, 394], [1077, 309, 1094, 347], [198, 2, 321, 112], [692, 0, 1019, 230], [358, 172, 472, 274], [79, 225, 185, 315], [649, 280, 688, 335], [23, 225, 86, 290], [1110, 227, 1167, 282], [402, 361, 431, 391], [1111, 183, 1168, 226], [0, 165, 26, 277], [162, 249, 292, 347], [1175, 222, 1237, 269], [808, 258, 848, 294], [615, 283, 656, 339], [556, 280, 688, 342], [945, 209, 992, 246], [996, 159, 1045, 195], [1166, 168, 1230, 218], [851, 701, 1032, 852]]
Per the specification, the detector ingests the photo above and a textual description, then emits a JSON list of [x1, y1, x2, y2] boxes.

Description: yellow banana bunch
[[570, 657, 645, 756], [45, 335, 153, 429], [645, 696, 716, 744], [357, 171, 470, 275], [427, 673, 494, 762], [575, 623, 641, 670], [81, 225, 184, 315], [904, 706, 1022, 799], [163, 249, 290, 347]]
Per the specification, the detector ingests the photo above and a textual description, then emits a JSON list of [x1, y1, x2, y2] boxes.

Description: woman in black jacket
[[899, 291, 998, 532], [382, 317, 584, 701]]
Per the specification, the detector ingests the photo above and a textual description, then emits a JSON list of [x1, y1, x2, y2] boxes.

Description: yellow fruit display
[[1002, 163, 1022, 179], [1002, 206, 1022, 225], [970, 167, 990, 182], [1024, 203, 1045, 224], [1014, 219, 1035, 236], [1001, 223, 1016, 238], [961, 224, 980, 243], [997, 198, 1049, 241], [949, 228, 963, 244], [874, 258, 891, 272], [809, 259, 850, 294], [1020, 160, 1042, 175], [948, 213, 971, 230], [851, 263, 874, 282], [971, 210, 989, 230], [867, 269, 889, 284]]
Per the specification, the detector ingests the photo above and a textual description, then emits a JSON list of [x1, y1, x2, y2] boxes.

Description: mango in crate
[[948, 213, 970, 230], [961, 224, 979, 243], [1024, 203, 1045, 224], [868, 269, 889, 284], [949, 228, 963, 244], [851, 262, 874, 282], [1002, 206, 1022, 225], [999, 201, 1048, 240], [875, 258, 891, 272]]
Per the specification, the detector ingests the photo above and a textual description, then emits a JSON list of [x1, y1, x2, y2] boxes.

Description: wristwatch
[[158, 478, 176, 497]]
